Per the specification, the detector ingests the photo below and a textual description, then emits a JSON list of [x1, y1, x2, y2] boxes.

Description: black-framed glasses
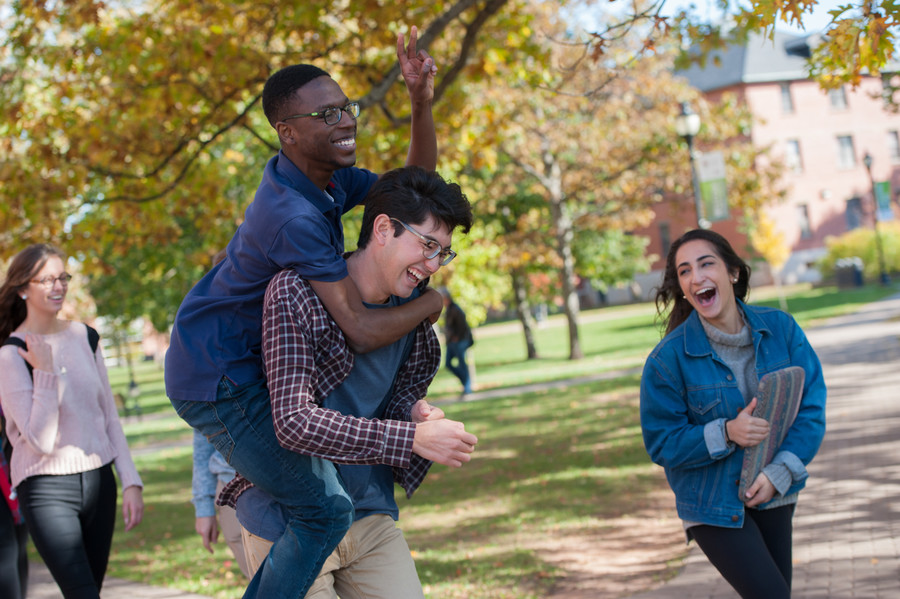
[[282, 102, 361, 126], [31, 273, 73, 288], [390, 218, 457, 266]]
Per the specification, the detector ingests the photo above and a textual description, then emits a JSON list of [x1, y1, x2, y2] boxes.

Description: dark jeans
[[172, 377, 354, 599], [691, 504, 795, 599], [17, 463, 118, 599], [0, 495, 28, 599], [445, 340, 471, 393]]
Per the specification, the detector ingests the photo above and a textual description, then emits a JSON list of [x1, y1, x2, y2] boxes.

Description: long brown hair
[[0, 244, 67, 340], [655, 229, 751, 336]]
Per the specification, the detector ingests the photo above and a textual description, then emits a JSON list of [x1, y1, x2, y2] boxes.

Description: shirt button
[[726, 374, 733, 380], [735, 480, 740, 486], [732, 515, 740, 522]]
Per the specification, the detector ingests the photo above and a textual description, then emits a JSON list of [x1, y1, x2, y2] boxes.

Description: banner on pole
[[875, 180, 893, 222], [696, 151, 729, 222]]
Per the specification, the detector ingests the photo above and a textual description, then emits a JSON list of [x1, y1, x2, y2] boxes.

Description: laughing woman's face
[[675, 239, 742, 334]]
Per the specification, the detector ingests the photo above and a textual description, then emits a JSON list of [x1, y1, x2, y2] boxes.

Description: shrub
[[818, 223, 900, 281]]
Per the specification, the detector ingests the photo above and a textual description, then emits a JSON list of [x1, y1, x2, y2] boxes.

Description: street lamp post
[[862, 152, 890, 285], [674, 102, 709, 229]]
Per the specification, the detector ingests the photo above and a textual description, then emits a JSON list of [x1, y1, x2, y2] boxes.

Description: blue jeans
[[17, 464, 117, 599], [172, 377, 353, 599], [444, 341, 471, 393]]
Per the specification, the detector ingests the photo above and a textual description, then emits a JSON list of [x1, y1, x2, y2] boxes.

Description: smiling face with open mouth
[[675, 238, 743, 334], [282, 76, 359, 180], [25, 255, 69, 318], [383, 214, 451, 300]]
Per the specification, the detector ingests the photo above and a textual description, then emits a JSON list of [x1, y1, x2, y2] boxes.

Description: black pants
[[690, 504, 795, 599], [0, 495, 28, 599], [17, 464, 118, 599]]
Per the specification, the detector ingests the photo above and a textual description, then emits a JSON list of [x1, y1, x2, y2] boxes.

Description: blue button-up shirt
[[164, 152, 377, 402]]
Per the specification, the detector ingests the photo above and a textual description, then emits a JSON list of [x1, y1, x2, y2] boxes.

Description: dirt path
[[541, 487, 687, 598]]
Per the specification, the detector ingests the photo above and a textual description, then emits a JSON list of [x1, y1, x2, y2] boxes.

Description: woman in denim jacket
[[640, 229, 826, 599]]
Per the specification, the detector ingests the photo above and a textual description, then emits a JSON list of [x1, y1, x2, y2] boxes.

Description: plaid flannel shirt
[[218, 270, 440, 508]]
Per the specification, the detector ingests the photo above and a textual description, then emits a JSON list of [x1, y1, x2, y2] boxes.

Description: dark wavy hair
[[655, 229, 751, 336], [357, 166, 473, 249], [0, 244, 67, 340]]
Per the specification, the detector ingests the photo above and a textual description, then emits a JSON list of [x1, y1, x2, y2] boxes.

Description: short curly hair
[[262, 64, 331, 126]]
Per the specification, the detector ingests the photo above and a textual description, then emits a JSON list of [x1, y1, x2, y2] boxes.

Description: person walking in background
[[165, 28, 442, 599], [1, 404, 28, 599], [0, 243, 144, 599], [640, 229, 826, 599], [191, 430, 249, 578], [440, 288, 474, 395]]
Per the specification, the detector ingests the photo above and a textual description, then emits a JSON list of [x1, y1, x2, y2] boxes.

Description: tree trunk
[[554, 206, 583, 360], [511, 268, 539, 359], [541, 138, 582, 360]]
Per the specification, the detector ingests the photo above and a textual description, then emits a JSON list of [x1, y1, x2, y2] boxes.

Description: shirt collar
[[274, 150, 341, 215]]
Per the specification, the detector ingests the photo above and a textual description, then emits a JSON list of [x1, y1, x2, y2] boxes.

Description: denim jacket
[[640, 302, 826, 528]]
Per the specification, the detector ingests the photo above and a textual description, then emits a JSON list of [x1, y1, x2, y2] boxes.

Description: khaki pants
[[242, 514, 424, 599], [216, 480, 250, 578]]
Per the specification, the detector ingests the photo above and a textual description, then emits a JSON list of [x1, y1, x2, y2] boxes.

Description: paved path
[[27, 559, 214, 598], [628, 294, 900, 598], [27, 295, 900, 597]]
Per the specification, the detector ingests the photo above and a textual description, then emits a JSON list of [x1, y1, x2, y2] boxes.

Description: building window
[[846, 197, 863, 230], [889, 130, 900, 163], [780, 83, 794, 113], [829, 86, 848, 110], [837, 135, 856, 169], [797, 204, 812, 239], [785, 139, 803, 173], [659, 222, 671, 259]]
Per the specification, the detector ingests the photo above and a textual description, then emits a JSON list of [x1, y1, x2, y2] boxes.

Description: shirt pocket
[[685, 385, 724, 423]]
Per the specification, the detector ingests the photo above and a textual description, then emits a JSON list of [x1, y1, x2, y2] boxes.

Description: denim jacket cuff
[[192, 496, 216, 519], [705, 419, 735, 459]]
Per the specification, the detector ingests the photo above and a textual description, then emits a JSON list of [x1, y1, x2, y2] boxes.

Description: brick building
[[635, 30, 900, 286]]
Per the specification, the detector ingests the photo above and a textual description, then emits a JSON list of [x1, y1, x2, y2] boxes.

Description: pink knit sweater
[[0, 321, 143, 489]]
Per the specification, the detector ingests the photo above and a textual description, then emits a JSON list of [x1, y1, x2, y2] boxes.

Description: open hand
[[122, 485, 144, 531], [195, 516, 219, 553]]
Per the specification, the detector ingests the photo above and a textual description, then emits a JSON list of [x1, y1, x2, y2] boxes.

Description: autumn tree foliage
[[579, 0, 900, 91], [0, 0, 534, 330], [0, 0, 872, 337], [459, 1, 788, 360]]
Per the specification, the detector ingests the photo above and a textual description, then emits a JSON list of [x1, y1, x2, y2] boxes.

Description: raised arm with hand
[[397, 26, 437, 170]]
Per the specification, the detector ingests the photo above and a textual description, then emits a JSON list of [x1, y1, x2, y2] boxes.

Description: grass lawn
[[93, 282, 895, 597]]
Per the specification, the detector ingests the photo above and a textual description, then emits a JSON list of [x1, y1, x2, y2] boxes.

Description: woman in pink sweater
[[0, 244, 143, 599]]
